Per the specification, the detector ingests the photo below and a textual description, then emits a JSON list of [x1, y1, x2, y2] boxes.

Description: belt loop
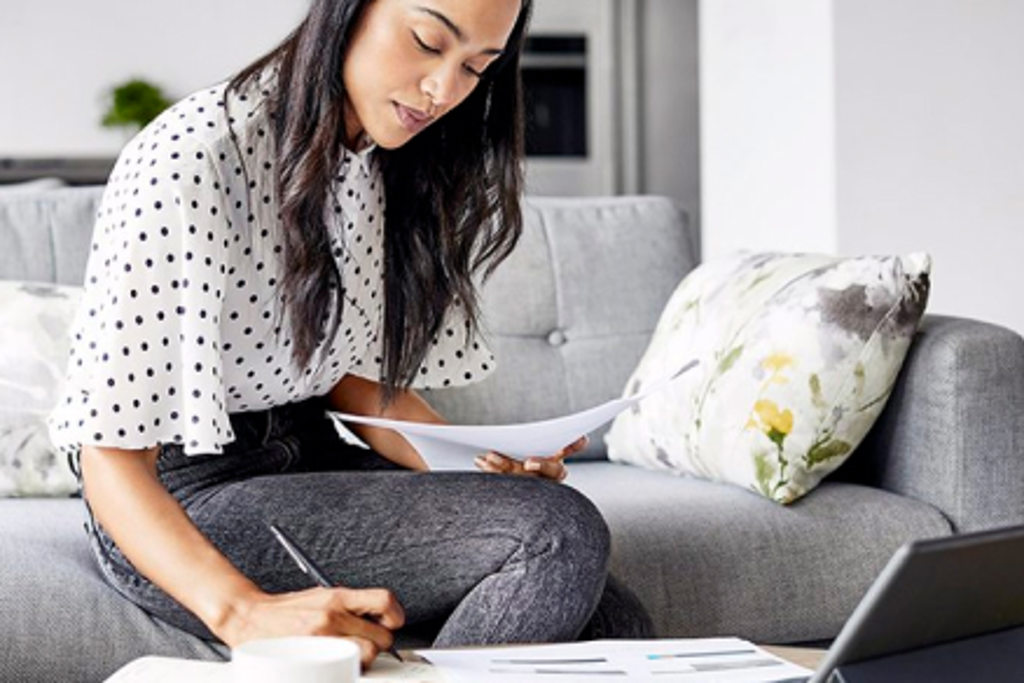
[[262, 406, 274, 445]]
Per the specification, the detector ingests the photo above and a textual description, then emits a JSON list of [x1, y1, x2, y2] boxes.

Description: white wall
[[700, 0, 1024, 334], [0, 1, 308, 156], [700, 0, 837, 258], [834, 0, 1024, 334]]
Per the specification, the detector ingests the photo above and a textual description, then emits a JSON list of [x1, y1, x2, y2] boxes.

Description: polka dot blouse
[[46, 66, 497, 458]]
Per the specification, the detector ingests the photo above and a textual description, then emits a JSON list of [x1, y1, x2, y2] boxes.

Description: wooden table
[[761, 645, 827, 670]]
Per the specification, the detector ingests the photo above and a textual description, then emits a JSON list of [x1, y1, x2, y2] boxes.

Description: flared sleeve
[[52, 131, 235, 455]]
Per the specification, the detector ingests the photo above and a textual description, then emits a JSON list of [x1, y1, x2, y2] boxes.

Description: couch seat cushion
[[566, 461, 952, 643], [0, 499, 228, 682]]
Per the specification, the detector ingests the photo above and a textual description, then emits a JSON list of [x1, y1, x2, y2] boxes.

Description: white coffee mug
[[231, 635, 361, 683]]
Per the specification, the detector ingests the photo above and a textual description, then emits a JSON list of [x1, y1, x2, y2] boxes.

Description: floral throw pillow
[[0, 280, 83, 497], [604, 252, 931, 504]]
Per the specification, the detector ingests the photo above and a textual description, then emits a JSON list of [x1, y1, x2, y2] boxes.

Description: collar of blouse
[[342, 131, 378, 178]]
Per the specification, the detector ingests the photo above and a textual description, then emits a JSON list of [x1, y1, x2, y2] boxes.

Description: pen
[[268, 523, 404, 662]]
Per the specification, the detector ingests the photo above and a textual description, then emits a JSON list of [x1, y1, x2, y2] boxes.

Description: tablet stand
[[830, 625, 1024, 682]]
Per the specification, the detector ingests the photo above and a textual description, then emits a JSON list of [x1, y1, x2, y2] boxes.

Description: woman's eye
[[412, 31, 441, 55], [464, 65, 483, 79]]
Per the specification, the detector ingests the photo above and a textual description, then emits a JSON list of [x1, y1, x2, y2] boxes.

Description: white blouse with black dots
[[46, 66, 497, 459]]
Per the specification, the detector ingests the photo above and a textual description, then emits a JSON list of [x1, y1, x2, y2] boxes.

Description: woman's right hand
[[219, 585, 406, 668]]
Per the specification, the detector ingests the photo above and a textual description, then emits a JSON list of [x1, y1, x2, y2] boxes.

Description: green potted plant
[[100, 78, 172, 134]]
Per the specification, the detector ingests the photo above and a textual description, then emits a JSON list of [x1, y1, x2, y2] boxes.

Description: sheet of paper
[[333, 360, 699, 470], [416, 638, 813, 683], [363, 655, 449, 681]]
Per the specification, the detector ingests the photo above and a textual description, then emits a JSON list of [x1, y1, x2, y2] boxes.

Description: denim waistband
[[69, 393, 332, 481], [222, 394, 330, 455]]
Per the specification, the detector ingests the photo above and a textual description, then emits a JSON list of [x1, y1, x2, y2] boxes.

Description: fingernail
[[525, 460, 540, 471]]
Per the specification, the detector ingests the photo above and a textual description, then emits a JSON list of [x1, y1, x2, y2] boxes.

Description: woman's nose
[[421, 63, 463, 112]]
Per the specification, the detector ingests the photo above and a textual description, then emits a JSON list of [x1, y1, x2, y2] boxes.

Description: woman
[[47, 0, 652, 668]]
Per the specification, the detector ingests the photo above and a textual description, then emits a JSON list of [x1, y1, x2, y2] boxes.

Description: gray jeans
[[74, 395, 653, 647]]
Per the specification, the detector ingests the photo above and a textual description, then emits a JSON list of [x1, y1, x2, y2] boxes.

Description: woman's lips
[[394, 102, 433, 134]]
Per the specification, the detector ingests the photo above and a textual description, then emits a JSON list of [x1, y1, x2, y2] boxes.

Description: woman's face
[[342, 0, 521, 150]]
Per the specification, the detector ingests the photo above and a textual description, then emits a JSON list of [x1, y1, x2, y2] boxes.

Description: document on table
[[416, 638, 813, 683], [332, 360, 699, 470]]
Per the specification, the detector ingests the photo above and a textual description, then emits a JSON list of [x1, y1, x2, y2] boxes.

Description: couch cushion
[[0, 499, 228, 682], [0, 178, 67, 196], [565, 461, 953, 643], [0, 186, 103, 287], [425, 196, 698, 459]]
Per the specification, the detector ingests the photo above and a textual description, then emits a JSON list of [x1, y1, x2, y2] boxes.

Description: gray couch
[[2, 186, 1022, 681]]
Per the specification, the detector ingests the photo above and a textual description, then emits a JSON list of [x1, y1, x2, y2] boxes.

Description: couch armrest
[[837, 315, 1024, 532]]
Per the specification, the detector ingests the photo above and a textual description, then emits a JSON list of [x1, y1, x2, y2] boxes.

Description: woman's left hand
[[473, 435, 589, 482]]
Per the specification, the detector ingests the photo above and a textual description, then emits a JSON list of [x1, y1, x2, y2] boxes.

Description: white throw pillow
[[604, 251, 931, 504], [0, 280, 83, 496]]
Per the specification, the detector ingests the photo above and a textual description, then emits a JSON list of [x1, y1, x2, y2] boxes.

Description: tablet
[[810, 524, 1024, 682]]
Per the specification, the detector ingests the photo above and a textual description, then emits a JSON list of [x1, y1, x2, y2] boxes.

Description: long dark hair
[[225, 0, 531, 408]]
